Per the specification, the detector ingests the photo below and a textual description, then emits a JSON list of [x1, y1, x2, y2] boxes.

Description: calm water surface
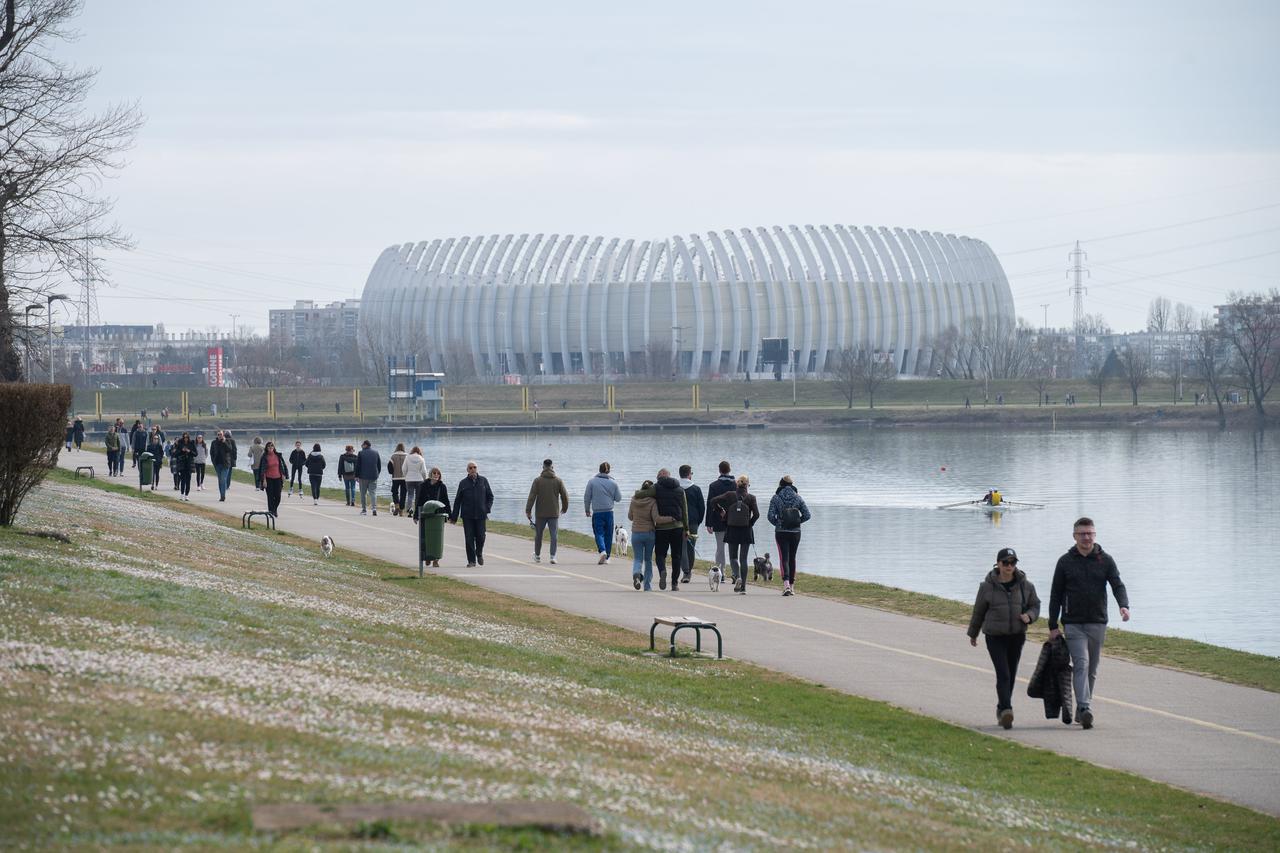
[[245, 428, 1279, 656]]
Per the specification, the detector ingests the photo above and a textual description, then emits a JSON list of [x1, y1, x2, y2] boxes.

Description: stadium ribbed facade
[[359, 226, 1015, 378]]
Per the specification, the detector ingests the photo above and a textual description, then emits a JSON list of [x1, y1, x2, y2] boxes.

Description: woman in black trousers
[[967, 547, 1040, 730]]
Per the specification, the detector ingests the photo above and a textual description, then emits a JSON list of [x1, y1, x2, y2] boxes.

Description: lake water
[[241, 428, 1280, 656]]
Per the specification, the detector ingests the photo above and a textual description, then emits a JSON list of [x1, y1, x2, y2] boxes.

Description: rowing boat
[[938, 499, 1045, 511]]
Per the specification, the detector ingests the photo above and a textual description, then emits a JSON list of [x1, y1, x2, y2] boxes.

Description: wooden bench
[[74, 466, 95, 479], [650, 615, 722, 659], [241, 511, 276, 530]]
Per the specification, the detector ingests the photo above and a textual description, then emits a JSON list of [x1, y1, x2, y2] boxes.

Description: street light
[[23, 305, 43, 381], [46, 294, 69, 383]]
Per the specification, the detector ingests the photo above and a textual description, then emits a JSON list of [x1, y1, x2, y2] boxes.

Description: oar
[[1001, 500, 1046, 508], [938, 499, 981, 509]]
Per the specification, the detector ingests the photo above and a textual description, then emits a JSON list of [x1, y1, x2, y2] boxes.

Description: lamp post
[[24, 305, 42, 381], [792, 349, 799, 405], [46, 294, 69, 383]]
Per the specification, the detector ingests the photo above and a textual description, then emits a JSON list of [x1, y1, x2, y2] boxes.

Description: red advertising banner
[[206, 347, 224, 387]]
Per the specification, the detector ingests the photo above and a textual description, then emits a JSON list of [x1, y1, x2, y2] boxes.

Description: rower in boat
[[981, 488, 1003, 506]]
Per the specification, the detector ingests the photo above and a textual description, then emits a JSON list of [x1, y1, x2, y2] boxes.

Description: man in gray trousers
[[1047, 517, 1130, 730]]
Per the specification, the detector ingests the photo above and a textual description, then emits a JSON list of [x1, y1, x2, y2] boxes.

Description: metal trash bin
[[418, 500, 447, 576], [138, 452, 154, 488]]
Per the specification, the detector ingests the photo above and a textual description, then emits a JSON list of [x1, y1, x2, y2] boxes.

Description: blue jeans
[[344, 478, 357, 504], [631, 531, 656, 590], [591, 510, 614, 555], [216, 465, 232, 499]]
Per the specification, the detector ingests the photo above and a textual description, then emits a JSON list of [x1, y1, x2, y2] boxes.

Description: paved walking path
[[67, 455, 1280, 816]]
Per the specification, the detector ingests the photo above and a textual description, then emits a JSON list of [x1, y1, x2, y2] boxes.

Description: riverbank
[[3, 472, 1277, 847]]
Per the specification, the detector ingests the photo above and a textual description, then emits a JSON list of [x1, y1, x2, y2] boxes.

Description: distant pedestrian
[[705, 461, 736, 581], [451, 461, 494, 566], [388, 443, 408, 516], [627, 479, 671, 591], [355, 440, 382, 516], [210, 430, 233, 501], [1048, 517, 1130, 730], [678, 464, 705, 584], [223, 430, 238, 491], [968, 547, 1040, 730], [210, 402, 217, 418], [72, 417, 85, 450], [338, 444, 359, 506], [194, 434, 208, 490], [248, 437, 266, 490], [403, 446, 427, 520], [305, 443, 326, 505], [767, 475, 811, 596], [709, 474, 759, 594], [130, 419, 145, 468], [288, 440, 306, 497], [64, 420, 73, 451], [652, 469, 688, 591], [258, 440, 287, 517], [526, 458, 569, 564], [104, 425, 121, 476], [145, 429, 165, 492], [584, 462, 622, 564]]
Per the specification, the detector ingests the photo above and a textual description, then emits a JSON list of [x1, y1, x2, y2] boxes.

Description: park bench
[[241, 511, 276, 530], [650, 615, 722, 659], [74, 466, 95, 479]]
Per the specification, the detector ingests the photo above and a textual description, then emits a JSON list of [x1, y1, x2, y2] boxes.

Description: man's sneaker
[[372, 510, 377, 516], [550, 556, 557, 565], [313, 499, 318, 506], [466, 562, 476, 568], [633, 574, 642, 590], [533, 554, 541, 563], [477, 556, 484, 566], [681, 574, 691, 585], [999, 709, 1014, 730], [361, 510, 367, 516], [659, 574, 667, 590], [1080, 709, 1093, 730], [598, 552, 608, 565], [671, 580, 679, 591]]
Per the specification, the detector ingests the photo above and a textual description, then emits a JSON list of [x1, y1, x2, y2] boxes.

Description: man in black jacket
[[679, 464, 705, 585], [1048, 517, 1130, 730], [705, 461, 735, 580], [451, 461, 494, 567], [355, 440, 382, 516]]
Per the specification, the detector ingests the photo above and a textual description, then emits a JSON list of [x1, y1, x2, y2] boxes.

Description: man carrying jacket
[[451, 461, 494, 567], [678, 464, 705, 585], [1048, 517, 1130, 730]]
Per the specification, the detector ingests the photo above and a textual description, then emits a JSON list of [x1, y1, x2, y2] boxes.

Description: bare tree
[[1078, 313, 1112, 335], [1164, 344, 1184, 403], [1026, 335, 1069, 406], [642, 337, 674, 380], [1173, 302, 1199, 333], [0, 1, 143, 380], [831, 348, 859, 408], [1190, 322, 1230, 430], [840, 348, 896, 409], [1086, 352, 1112, 406], [1220, 290, 1280, 423], [1147, 297, 1172, 333], [1118, 344, 1152, 405]]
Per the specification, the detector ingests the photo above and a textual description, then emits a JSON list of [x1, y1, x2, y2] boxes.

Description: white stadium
[[359, 226, 1015, 379]]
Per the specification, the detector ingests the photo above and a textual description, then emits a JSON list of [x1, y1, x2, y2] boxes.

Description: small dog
[[320, 535, 335, 558], [752, 552, 773, 582], [613, 524, 631, 557], [708, 565, 722, 592]]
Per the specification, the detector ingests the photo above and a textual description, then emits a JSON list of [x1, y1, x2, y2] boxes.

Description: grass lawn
[[0, 470, 1277, 849]]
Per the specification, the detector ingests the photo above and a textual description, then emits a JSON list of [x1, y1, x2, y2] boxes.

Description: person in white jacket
[[403, 446, 428, 521]]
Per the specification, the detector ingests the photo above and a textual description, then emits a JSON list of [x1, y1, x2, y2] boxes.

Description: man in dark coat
[[1048, 516, 1130, 730], [678, 464, 705, 585], [355, 440, 382, 515], [451, 461, 494, 567], [705, 460, 735, 576]]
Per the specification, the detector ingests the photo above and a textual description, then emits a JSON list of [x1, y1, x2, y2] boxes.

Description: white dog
[[613, 524, 630, 557], [320, 535, 335, 558]]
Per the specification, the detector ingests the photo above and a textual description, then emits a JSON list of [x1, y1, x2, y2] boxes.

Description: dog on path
[[752, 552, 773, 582], [321, 535, 335, 558], [613, 525, 630, 557]]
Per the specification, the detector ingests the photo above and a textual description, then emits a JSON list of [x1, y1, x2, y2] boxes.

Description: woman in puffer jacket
[[304, 443, 327, 505], [967, 547, 1041, 730], [627, 480, 672, 591], [403, 446, 428, 520], [767, 475, 811, 597]]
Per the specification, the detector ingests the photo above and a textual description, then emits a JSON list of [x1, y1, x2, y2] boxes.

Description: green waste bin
[[418, 500, 447, 576], [138, 452, 154, 489]]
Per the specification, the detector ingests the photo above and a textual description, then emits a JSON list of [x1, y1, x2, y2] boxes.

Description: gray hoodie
[[584, 472, 622, 513]]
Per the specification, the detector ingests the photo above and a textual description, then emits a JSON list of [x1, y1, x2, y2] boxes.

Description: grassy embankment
[[73, 379, 1271, 430], [1, 469, 1277, 849]]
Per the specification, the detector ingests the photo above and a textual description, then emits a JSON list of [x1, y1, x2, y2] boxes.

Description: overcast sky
[[60, 0, 1280, 335]]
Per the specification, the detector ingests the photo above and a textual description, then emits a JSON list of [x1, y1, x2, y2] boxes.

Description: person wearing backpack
[[705, 461, 736, 582], [767, 475, 812, 596], [338, 445, 359, 506], [709, 474, 759, 594]]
